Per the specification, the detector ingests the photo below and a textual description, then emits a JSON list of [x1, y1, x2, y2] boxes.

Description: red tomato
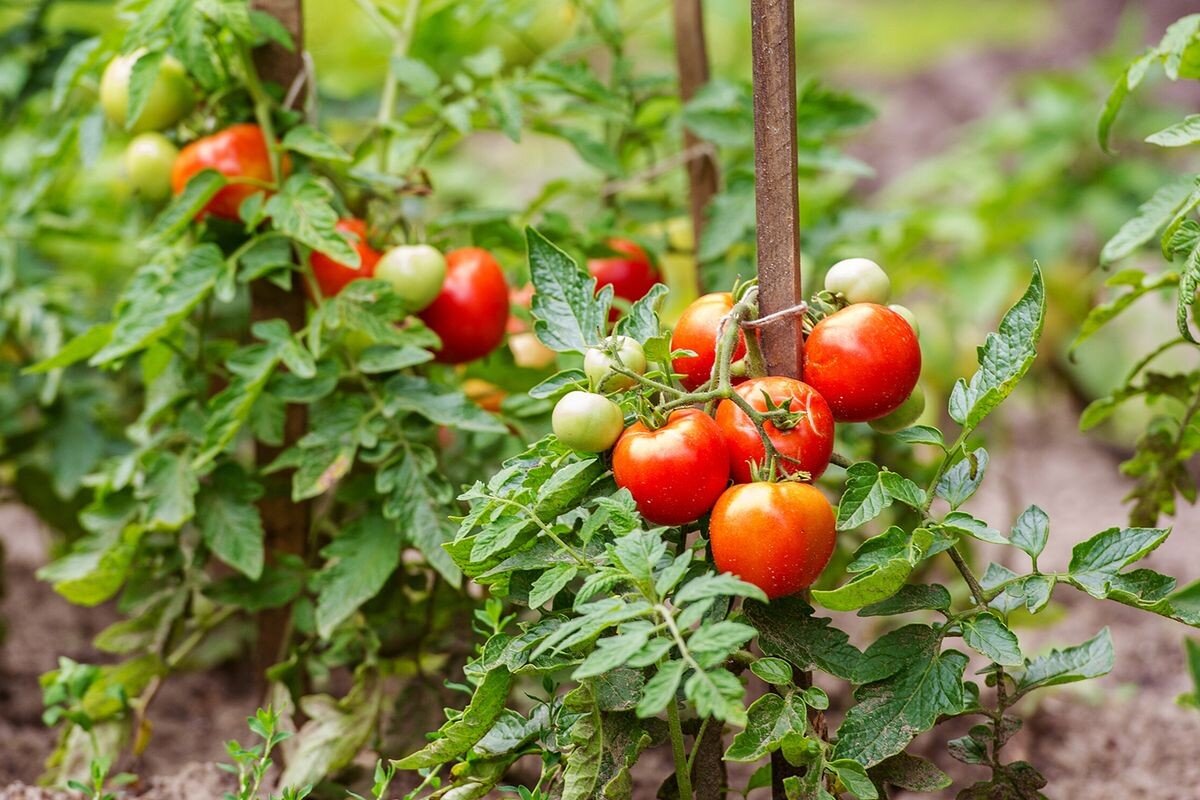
[[709, 481, 836, 598], [419, 247, 510, 364], [715, 377, 835, 483], [803, 303, 921, 422], [170, 123, 288, 220], [588, 238, 661, 321], [309, 218, 380, 298], [670, 293, 748, 391], [612, 409, 729, 526]]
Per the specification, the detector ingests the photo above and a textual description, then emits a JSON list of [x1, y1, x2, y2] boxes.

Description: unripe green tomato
[[552, 391, 624, 453], [888, 303, 919, 337], [375, 244, 448, 311], [100, 51, 194, 133], [123, 132, 178, 201], [869, 384, 926, 434], [584, 335, 647, 392], [824, 257, 890, 304]]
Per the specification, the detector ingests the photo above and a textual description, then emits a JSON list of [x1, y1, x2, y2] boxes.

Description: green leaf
[[1015, 629, 1113, 693], [281, 124, 353, 162], [614, 282, 667, 342], [265, 174, 360, 266], [829, 759, 879, 799], [93, 245, 224, 365], [1010, 505, 1049, 563], [960, 613, 1023, 666], [196, 464, 264, 579], [1100, 180, 1194, 264], [698, 184, 756, 262], [750, 657, 794, 686], [675, 573, 769, 605], [384, 375, 507, 433], [1067, 526, 1170, 596], [688, 621, 756, 659], [574, 628, 652, 679], [279, 672, 384, 789], [745, 597, 863, 681], [393, 668, 513, 769], [529, 369, 586, 399], [947, 266, 1045, 433], [253, 319, 316, 378], [635, 660, 686, 718], [684, 667, 745, 724], [868, 752, 952, 793], [724, 692, 806, 762], [835, 645, 968, 767], [934, 448, 989, 510], [314, 515, 401, 638], [392, 55, 439, 94], [124, 50, 164, 130], [813, 558, 914, 612], [939, 511, 1007, 545], [357, 345, 433, 373], [1146, 114, 1200, 147], [377, 451, 461, 584], [139, 451, 198, 530], [38, 494, 142, 606], [527, 227, 610, 352], [25, 323, 114, 374], [893, 425, 945, 448], [1069, 269, 1179, 355], [837, 463, 926, 530], [150, 169, 225, 239], [858, 584, 951, 617]]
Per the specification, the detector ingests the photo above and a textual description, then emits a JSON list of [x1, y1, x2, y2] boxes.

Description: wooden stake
[[249, 0, 309, 685], [672, 0, 720, 245], [750, 2, 826, 797]]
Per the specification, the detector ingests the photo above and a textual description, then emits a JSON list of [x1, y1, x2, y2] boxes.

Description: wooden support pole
[[250, 0, 309, 684], [750, 2, 824, 798], [672, 0, 720, 245]]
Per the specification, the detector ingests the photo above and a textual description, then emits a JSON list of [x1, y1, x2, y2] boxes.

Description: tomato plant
[[308, 217, 379, 297], [671, 292, 748, 390], [714, 375, 835, 483], [588, 237, 661, 320], [170, 123, 283, 220]]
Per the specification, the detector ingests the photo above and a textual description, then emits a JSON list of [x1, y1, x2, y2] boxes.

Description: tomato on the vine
[[823, 257, 890, 305], [419, 247, 509, 364], [553, 391, 624, 453], [612, 408, 729, 526], [869, 384, 926, 434], [709, 481, 836, 598], [588, 238, 661, 320], [584, 335, 647, 392], [714, 376, 835, 483], [375, 244, 447, 311], [670, 293, 747, 391], [100, 51, 194, 133], [803, 303, 921, 423], [509, 332, 557, 369], [463, 378, 507, 413], [124, 132, 178, 201], [171, 123, 286, 220], [309, 218, 380, 298]]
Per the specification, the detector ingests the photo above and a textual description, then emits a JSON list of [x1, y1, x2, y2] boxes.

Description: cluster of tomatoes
[[552, 258, 923, 599]]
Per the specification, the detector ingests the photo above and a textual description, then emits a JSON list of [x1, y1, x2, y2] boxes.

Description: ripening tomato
[[171, 123, 287, 220], [463, 378, 507, 413], [612, 409, 729, 526], [715, 377, 835, 483], [509, 332, 557, 369], [100, 51, 194, 133], [584, 335, 647, 392], [375, 244, 447, 311], [419, 247, 510, 364], [823, 257, 890, 305], [124, 132, 178, 201], [869, 384, 926, 434], [588, 238, 661, 320], [308, 218, 380, 297], [709, 481, 836, 598], [553, 391, 624, 453], [803, 303, 921, 423], [670, 293, 747, 391]]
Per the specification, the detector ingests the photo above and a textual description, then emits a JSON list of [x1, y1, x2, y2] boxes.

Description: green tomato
[[824, 257, 890, 305], [375, 244, 448, 311], [552, 391, 624, 453], [888, 303, 919, 338], [123, 132, 178, 201], [869, 384, 926, 434], [584, 335, 647, 392], [100, 51, 194, 133]]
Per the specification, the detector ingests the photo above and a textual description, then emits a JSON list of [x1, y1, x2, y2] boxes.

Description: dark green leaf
[[1015, 628, 1113, 693], [1011, 505, 1049, 563], [960, 613, 1023, 666], [196, 464, 264, 579], [528, 228, 609, 352], [393, 668, 513, 769], [314, 515, 401, 638], [745, 597, 863, 681]]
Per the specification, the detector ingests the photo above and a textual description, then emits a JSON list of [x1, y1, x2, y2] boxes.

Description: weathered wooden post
[[249, 0, 309, 683], [749, 2, 822, 796], [672, 0, 720, 244]]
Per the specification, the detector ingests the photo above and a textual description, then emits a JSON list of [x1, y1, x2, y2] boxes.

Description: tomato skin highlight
[[171, 123, 286, 220], [588, 238, 661, 320], [803, 303, 921, 423], [419, 247, 510, 364], [612, 409, 729, 526], [715, 377, 835, 483], [309, 218, 380, 298], [709, 481, 836, 598], [670, 293, 747, 391]]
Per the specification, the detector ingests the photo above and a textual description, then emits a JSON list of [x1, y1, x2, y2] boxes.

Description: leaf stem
[[667, 697, 694, 800]]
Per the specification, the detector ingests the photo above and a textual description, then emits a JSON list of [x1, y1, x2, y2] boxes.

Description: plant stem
[[667, 698, 694, 800], [947, 546, 986, 606], [237, 45, 283, 184]]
